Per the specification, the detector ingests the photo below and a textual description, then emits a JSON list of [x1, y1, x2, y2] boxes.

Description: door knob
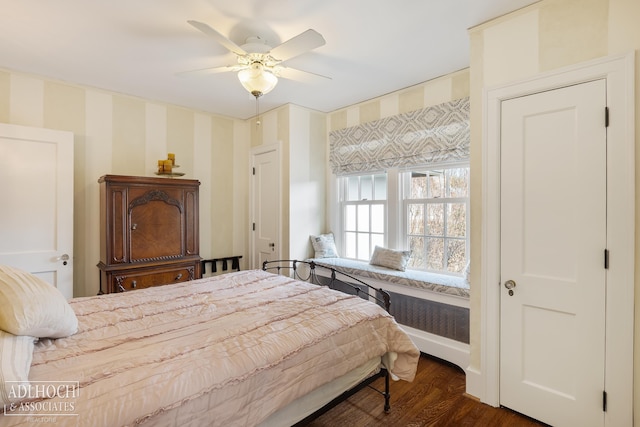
[[269, 243, 275, 247], [57, 254, 70, 266], [504, 279, 516, 296]]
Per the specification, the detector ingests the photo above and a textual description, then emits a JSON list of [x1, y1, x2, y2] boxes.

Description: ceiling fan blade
[[276, 65, 332, 82], [187, 20, 247, 56], [269, 29, 326, 62], [176, 64, 245, 78]]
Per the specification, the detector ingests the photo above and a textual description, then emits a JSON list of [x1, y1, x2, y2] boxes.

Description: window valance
[[329, 97, 470, 175]]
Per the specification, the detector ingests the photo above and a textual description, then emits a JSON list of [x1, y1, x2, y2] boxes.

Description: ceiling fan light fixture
[[238, 62, 278, 98]]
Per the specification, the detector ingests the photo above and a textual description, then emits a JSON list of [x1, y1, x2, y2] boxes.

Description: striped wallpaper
[[0, 69, 242, 297]]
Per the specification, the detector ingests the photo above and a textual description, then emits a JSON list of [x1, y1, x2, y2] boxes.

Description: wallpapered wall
[[466, 0, 640, 411], [328, 69, 470, 132], [0, 70, 246, 297], [246, 103, 328, 263]]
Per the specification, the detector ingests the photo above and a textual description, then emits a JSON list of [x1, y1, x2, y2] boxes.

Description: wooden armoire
[[97, 175, 201, 294]]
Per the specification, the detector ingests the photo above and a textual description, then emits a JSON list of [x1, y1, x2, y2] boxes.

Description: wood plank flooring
[[301, 354, 548, 427]]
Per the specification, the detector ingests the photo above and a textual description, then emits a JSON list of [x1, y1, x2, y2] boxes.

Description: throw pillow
[[369, 246, 412, 271], [309, 233, 339, 258], [0, 265, 78, 338]]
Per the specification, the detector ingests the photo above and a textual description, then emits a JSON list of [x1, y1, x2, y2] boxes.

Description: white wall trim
[[401, 324, 469, 371], [465, 366, 482, 399], [480, 52, 635, 426]]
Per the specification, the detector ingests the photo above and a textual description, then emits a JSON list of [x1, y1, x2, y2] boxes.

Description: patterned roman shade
[[329, 97, 470, 175]]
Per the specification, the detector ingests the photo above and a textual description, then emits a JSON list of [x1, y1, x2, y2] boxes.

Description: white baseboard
[[400, 324, 469, 371], [402, 324, 485, 402], [464, 365, 483, 401]]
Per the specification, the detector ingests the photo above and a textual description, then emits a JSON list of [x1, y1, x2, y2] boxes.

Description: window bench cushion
[[308, 258, 470, 299]]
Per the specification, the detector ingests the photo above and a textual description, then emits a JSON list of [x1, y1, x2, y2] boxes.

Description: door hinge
[[605, 107, 609, 127], [603, 390, 607, 412], [252, 222, 255, 231], [252, 167, 255, 175], [604, 249, 609, 269]]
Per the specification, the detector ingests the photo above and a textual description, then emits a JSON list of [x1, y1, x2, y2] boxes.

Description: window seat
[[307, 257, 470, 370], [307, 257, 470, 299]]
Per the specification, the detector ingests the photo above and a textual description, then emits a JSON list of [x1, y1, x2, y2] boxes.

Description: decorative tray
[[155, 172, 185, 177]]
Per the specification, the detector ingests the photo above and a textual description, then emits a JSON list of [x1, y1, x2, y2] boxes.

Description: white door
[[500, 80, 606, 426], [0, 123, 74, 298], [251, 145, 280, 269]]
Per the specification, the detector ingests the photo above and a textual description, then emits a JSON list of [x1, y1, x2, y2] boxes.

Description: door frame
[[0, 123, 74, 298], [249, 142, 282, 269], [480, 52, 635, 425]]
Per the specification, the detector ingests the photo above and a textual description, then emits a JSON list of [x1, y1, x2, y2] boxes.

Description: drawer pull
[[175, 273, 183, 281], [131, 280, 137, 289]]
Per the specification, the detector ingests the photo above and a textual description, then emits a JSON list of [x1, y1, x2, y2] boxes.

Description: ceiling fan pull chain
[[255, 95, 261, 127]]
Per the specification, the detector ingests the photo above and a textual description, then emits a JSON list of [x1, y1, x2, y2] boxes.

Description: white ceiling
[[0, 0, 538, 120]]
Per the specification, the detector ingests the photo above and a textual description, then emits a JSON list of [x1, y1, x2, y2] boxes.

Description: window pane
[[371, 233, 384, 250], [347, 176, 359, 201], [399, 167, 470, 274], [345, 232, 356, 258], [428, 172, 444, 198], [447, 239, 466, 273], [357, 233, 370, 260], [408, 236, 425, 269], [447, 168, 469, 197], [427, 237, 444, 270], [371, 204, 385, 233], [357, 205, 370, 232], [374, 174, 387, 200], [345, 205, 356, 231], [408, 204, 424, 234], [447, 203, 466, 237], [360, 175, 373, 200], [427, 203, 444, 236], [410, 172, 427, 199]]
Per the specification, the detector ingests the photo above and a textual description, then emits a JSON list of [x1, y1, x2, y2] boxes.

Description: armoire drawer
[[113, 265, 195, 292]]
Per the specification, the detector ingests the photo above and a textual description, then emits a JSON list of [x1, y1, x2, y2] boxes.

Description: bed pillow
[[369, 246, 412, 271], [310, 233, 339, 258], [0, 330, 35, 406], [0, 265, 78, 338]]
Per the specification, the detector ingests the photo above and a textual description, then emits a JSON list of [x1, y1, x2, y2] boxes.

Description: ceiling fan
[[183, 20, 329, 98]]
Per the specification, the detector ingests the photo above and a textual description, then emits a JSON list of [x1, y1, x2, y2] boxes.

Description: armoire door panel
[[185, 189, 199, 256], [109, 187, 127, 264], [129, 196, 183, 261]]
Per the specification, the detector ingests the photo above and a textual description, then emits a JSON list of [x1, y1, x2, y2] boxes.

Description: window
[[338, 165, 469, 276], [341, 173, 386, 260], [403, 167, 469, 274]]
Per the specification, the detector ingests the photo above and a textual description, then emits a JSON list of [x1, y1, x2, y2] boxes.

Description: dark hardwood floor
[[301, 354, 547, 427]]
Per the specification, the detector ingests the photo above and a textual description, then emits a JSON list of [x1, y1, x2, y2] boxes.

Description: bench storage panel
[[308, 258, 470, 370]]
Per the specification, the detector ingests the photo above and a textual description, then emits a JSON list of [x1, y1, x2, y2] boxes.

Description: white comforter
[[3, 270, 419, 426]]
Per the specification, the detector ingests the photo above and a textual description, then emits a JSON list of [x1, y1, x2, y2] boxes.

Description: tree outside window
[[405, 167, 469, 275]]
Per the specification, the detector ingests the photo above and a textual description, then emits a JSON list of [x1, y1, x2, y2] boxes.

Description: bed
[[0, 264, 419, 426]]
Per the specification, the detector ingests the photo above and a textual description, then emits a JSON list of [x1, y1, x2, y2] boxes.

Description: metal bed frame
[[262, 259, 393, 417]]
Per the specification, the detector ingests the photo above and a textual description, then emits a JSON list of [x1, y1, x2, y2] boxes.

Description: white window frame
[[339, 173, 387, 260], [400, 165, 470, 276], [335, 163, 470, 278]]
